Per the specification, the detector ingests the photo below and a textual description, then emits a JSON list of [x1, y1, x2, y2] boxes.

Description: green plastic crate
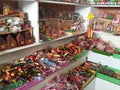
[[97, 66, 120, 85], [4, 80, 25, 90], [91, 48, 112, 56], [71, 50, 87, 62], [116, 48, 120, 53], [113, 54, 120, 59]]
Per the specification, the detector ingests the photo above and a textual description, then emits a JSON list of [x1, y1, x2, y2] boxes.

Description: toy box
[[16, 32, 26, 46], [23, 29, 34, 45], [0, 36, 8, 51], [7, 34, 17, 49]]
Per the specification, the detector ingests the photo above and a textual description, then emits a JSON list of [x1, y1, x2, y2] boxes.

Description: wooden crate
[[0, 43, 7, 51], [40, 19, 62, 30], [23, 29, 34, 45], [16, 32, 26, 47], [0, 36, 8, 51], [7, 34, 17, 49], [60, 20, 72, 30]]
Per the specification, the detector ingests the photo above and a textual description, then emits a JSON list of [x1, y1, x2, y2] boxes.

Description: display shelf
[[16, 52, 88, 90], [87, 51, 120, 70], [0, 27, 32, 35], [95, 77, 120, 90], [92, 4, 120, 7], [40, 31, 86, 43], [97, 66, 120, 85], [94, 31, 120, 48], [29, 55, 87, 90], [97, 18, 112, 22], [39, 0, 90, 6], [0, 14, 19, 18], [0, 31, 84, 64], [91, 48, 112, 56]]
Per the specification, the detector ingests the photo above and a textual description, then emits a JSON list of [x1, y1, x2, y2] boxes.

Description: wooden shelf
[[0, 14, 19, 19], [0, 14, 19, 17], [40, 31, 86, 43], [98, 18, 112, 22], [0, 27, 32, 35]]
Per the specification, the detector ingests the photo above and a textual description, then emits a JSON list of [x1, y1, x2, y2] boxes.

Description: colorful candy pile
[[0, 40, 83, 89], [41, 66, 95, 90], [83, 61, 101, 71]]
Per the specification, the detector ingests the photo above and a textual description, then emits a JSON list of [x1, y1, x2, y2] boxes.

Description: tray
[[97, 66, 120, 85], [72, 50, 87, 62], [91, 48, 112, 56], [112, 54, 120, 59]]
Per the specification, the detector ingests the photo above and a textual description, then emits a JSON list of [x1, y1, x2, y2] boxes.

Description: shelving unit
[[0, 27, 32, 35], [0, 31, 86, 64], [88, 3, 120, 90], [92, 4, 120, 7], [0, 0, 120, 90], [39, 0, 90, 6]]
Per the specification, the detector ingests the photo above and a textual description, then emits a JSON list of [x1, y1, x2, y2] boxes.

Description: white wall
[[75, 6, 91, 30], [18, 1, 39, 43]]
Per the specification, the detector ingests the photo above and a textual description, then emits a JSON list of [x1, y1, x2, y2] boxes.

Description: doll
[[3, 4, 10, 15], [118, 0, 120, 4], [112, 11, 120, 24], [41, 57, 57, 67], [40, 55, 60, 72], [99, 0, 105, 4]]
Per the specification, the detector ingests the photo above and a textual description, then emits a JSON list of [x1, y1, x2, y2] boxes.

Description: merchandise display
[[82, 61, 101, 71], [41, 66, 95, 90], [93, 0, 118, 4], [0, 0, 120, 90], [0, 3, 34, 51], [0, 38, 88, 89], [0, 33, 119, 89], [39, 9, 85, 42], [93, 10, 120, 35], [97, 65, 120, 85]]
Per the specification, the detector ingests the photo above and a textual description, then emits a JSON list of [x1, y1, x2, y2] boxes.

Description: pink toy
[[99, 0, 105, 4], [112, 11, 120, 24]]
